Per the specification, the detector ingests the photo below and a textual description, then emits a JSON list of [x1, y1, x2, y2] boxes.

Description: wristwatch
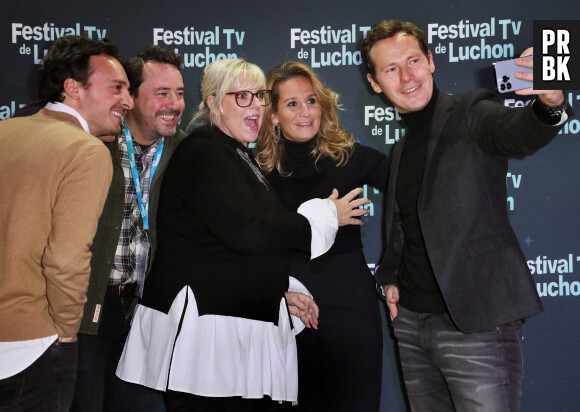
[[533, 96, 568, 125], [545, 98, 568, 118]]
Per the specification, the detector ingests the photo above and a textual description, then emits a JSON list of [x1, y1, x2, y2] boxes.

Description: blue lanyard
[[123, 122, 164, 231]]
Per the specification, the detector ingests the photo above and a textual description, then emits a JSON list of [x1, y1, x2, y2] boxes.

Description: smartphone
[[493, 56, 533, 93]]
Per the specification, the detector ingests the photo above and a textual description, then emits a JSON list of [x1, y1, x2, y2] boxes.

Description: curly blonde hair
[[256, 61, 354, 174]]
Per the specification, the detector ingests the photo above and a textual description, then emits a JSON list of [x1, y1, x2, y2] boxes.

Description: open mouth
[[244, 115, 260, 130], [402, 85, 420, 94], [112, 110, 125, 123], [158, 110, 181, 123]]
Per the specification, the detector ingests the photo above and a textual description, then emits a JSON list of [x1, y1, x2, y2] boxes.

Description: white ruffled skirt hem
[[116, 285, 300, 402]]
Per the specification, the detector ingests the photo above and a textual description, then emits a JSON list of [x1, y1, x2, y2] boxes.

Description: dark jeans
[[71, 293, 166, 412], [0, 340, 77, 412], [393, 306, 524, 412]]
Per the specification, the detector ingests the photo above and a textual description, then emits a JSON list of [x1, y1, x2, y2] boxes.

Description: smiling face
[[126, 61, 185, 145], [75, 54, 133, 137], [212, 76, 264, 146], [367, 32, 435, 114], [272, 76, 321, 143]]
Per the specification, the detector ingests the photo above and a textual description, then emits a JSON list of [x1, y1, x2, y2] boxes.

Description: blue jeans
[[392, 306, 524, 412], [71, 293, 166, 412], [0, 340, 77, 412]]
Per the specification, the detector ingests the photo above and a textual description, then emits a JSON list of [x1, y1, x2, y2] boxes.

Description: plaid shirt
[[109, 133, 164, 285]]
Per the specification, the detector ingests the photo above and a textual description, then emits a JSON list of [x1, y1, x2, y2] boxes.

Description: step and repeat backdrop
[[3, 1, 579, 410]]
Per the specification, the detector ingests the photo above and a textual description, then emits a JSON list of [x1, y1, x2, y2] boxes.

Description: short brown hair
[[361, 20, 430, 79], [124, 45, 183, 97], [38, 35, 121, 105]]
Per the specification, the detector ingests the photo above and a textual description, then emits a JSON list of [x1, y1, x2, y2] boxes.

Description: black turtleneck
[[280, 136, 331, 180], [266, 135, 390, 257], [396, 85, 448, 314]]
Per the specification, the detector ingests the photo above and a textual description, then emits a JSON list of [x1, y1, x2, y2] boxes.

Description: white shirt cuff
[[297, 198, 338, 260]]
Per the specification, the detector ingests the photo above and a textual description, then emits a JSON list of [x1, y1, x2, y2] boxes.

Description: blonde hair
[[187, 58, 266, 132], [257, 61, 354, 174]]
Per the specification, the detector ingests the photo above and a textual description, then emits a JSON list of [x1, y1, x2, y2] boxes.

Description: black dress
[[265, 138, 390, 412]]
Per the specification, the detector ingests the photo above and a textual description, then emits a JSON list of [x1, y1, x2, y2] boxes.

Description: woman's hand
[[285, 292, 319, 329], [328, 188, 371, 226]]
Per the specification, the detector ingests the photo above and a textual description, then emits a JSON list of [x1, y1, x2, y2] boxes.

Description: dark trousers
[[293, 250, 383, 412], [165, 391, 294, 412], [393, 306, 524, 412], [295, 305, 382, 412], [71, 293, 166, 412], [0, 340, 77, 412]]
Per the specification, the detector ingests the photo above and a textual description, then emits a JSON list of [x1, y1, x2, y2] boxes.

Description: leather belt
[[106, 283, 137, 297]]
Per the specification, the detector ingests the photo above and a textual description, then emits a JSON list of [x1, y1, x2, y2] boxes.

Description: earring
[[273, 124, 281, 144]]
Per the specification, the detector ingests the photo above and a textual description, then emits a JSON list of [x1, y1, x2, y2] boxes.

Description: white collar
[[44, 102, 90, 134]]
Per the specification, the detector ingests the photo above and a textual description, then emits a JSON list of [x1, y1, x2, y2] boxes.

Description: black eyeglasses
[[225, 90, 272, 107]]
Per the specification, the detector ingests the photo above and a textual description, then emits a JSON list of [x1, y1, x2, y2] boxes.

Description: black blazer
[[376, 89, 568, 333], [140, 126, 312, 324]]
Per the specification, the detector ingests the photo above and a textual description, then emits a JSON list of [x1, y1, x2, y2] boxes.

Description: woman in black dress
[[257, 61, 390, 412], [116, 58, 369, 412]]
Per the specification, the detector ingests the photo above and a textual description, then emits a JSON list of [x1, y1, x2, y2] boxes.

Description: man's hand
[[328, 188, 371, 226], [515, 47, 565, 107], [286, 292, 319, 329], [383, 285, 399, 321]]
